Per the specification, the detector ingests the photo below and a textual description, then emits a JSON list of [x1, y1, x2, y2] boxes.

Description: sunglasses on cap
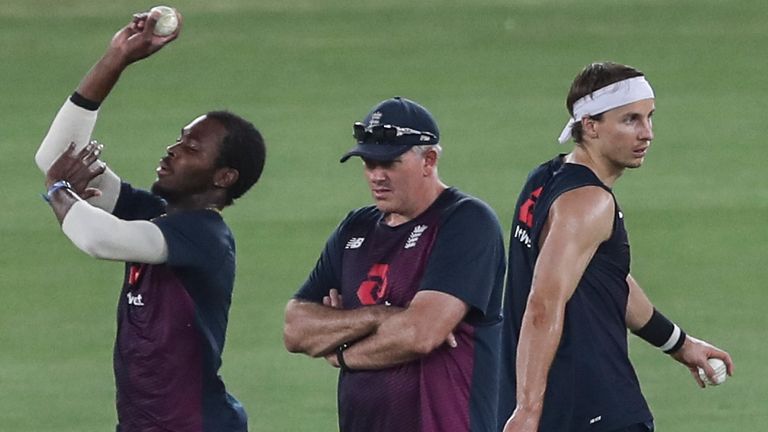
[[353, 122, 437, 144]]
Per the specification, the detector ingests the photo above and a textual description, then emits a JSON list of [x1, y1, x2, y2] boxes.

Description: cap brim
[[339, 143, 413, 163]]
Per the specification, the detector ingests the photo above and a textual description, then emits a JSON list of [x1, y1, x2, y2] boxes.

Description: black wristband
[[70, 91, 101, 111], [632, 308, 686, 354], [336, 343, 351, 372]]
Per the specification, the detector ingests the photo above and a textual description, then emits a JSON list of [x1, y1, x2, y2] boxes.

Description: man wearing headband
[[497, 63, 734, 432], [284, 97, 506, 432]]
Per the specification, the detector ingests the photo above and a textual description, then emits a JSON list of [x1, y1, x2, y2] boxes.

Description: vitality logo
[[127, 292, 145, 307], [514, 186, 543, 249], [518, 187, 543, 228]]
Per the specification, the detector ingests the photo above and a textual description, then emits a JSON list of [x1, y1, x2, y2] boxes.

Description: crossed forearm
[[283, 300, 399, 357]]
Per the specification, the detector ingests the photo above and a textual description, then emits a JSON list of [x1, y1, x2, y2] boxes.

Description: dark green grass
[[1, 0, 766, 430]]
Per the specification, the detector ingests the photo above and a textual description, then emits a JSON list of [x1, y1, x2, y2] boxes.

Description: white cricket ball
[[150, 6, 179, 37], [698, 358, 727, 386]]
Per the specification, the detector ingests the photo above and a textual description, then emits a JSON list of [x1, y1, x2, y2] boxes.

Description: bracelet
[[336, 342, 352, 372], [632, 308, 687, 354], [42, 180, 73, 203]]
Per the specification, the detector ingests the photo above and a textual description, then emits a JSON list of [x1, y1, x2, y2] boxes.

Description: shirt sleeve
[[61, 200, 168, 263], [112, 182, 166, 221], [36, 97, 121, 212], [292, 214, 350, 303], [152, 210, 233, 269], [419, 199, 506, 319]]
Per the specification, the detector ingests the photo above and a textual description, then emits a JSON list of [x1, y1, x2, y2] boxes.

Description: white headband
[[557, 76, 655, 144]]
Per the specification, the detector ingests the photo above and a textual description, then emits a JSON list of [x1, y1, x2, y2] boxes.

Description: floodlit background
[[1, 0, 765, 430]]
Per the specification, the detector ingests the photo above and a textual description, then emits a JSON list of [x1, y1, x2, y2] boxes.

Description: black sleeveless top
[[498, 155, 653, 431]]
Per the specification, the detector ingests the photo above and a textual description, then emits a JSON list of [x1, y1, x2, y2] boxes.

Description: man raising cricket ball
[[35, 8, 265, 432]]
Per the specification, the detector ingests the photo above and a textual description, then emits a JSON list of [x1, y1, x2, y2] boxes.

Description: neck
[[385, 180, 447, 226], [164, 192, 225, 214], [565, 146, 623, 188]]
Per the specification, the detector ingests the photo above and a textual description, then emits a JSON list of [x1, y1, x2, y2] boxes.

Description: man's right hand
[[107, 8, 183, 67], [76, 8, 183, 104]]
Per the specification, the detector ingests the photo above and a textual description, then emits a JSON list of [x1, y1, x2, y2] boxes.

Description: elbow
[[283, 327, 323, 357], [283, 300, 309, 354], [525, 295, 565, 331], [405, 325, 445, 357], [34, 149, 49, 173], [282, 322, 303, 354], [283, 331, 301, 354]]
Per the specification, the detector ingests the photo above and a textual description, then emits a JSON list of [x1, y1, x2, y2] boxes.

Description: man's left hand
[[46, 141, 106, 200], [671, 335, 734, 387]]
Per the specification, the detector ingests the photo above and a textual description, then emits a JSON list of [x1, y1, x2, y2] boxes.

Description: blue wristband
[[43, 180, 72, 203]]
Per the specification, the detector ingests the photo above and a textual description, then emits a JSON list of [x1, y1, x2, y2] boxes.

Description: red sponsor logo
[[518, 186, 543, 228], [357, 263, 390, 305], [128, 264, 144, 286]]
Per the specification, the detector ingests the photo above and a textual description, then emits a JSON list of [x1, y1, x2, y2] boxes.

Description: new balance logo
[[405, 225, 428, 249], [345, 237, 365, 249], [127, 292, 145, 307]]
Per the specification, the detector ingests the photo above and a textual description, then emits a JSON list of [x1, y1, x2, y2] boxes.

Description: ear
[[581, 116, 599, 140], [422, 148, 438, 177], [213, 167, 239, 189]]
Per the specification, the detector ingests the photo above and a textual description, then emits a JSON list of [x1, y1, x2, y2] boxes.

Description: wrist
[[101, 49, 131, 70], [336, 342, 352, 372], [43, 180, 73, 203], [514, 400, 544, 417], [632, 308, 687, 354]]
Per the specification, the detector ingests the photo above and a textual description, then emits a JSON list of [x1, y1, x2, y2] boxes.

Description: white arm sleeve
[[36, 99, 121, 212], [62, 200, 168, 264]]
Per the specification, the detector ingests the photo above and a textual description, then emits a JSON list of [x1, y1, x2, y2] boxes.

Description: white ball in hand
[[150, 6, 179, 37], [698, 358, 727, 386]]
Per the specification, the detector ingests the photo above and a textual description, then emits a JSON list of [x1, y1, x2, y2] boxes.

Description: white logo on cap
[[369, 111, 382, 127]]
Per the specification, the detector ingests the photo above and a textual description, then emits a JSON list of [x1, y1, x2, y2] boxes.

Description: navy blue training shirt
[[112, 182, 247, 432], [296, 188, 506, 432]]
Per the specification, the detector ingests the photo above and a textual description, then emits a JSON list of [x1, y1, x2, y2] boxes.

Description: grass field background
[[1, 0, 766, 430]]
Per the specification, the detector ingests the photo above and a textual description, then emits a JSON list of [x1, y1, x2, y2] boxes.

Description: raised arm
[[504, 186, 614, 432], [75, 9, 182, 103], [36, 8, 182, 212]]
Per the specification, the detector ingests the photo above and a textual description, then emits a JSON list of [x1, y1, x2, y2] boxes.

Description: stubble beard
[[151, 182, 181, 204]]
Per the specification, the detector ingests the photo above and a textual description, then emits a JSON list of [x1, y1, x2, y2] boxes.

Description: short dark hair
[[207, 111, 266, 206], [566, 62, 645, 143]]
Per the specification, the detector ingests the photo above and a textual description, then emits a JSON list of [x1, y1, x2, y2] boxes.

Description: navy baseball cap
[[340, 96, 440, 163]]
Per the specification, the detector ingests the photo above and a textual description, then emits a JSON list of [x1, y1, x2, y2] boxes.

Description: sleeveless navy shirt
[[498, 155, 653, 431]]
